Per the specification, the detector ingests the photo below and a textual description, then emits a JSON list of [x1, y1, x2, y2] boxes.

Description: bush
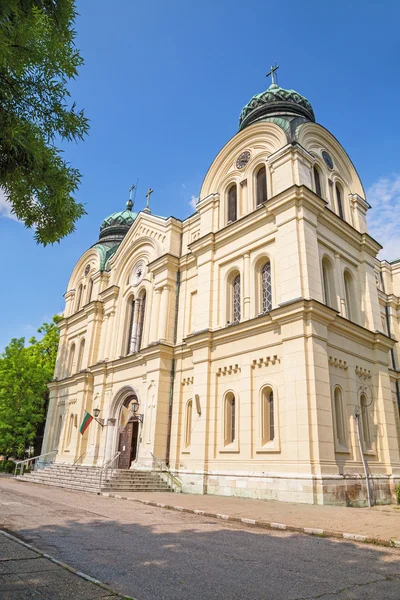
[[0, 459, 16, 473], [397, 484, 400, 505]]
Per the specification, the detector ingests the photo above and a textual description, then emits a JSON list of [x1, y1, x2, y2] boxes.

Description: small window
[[126, 298, 135, 355], [256, 166, 267, 206], [76, 284, 83, 311], [313, 165, 322, 197], [335, 184, 344, 219], [321, 257, 336, 309], [68, 344, 75, 376], [262, 387, 275, 444], [233, 275, 241, 324], [136, 293, 146, 351], [360, 394, 372, 449], [227, 184, 237, 222], [66, 414, 74, 447], [87, 278, 93, 303], [334, 387, 346, 446], [76, 339, 85, 372], [224, 392, 236, 445], [344, 270, 356, 322], [261, 261, 272, 313], [185, 400, 193, 448]]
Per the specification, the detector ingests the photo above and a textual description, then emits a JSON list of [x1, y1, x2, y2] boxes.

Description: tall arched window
[[360, 394, 372, 449], [76, 339, 85, 372], [136, 292, 146, 351], [232, 274, 241, 324], [256, 166, 267, 206], [86, 278, 93, 304], [313, 165, 322, 197], [262, 387, 275, 445], [321, 257, 336, 309], [55, 415, 63, 450], [66, 413, 74, 447], [68, 343, 75, 375], [335, 183, 344, 219], [227, 184, 237, 223], [333, 387, 346, 446], [261, 261, 272, 313], [75, 284, 83, 311], [126, 298, 135, 355], [344, 270, 356, 322], [185, 399, 193, 448], [224, 392, 236, 445]]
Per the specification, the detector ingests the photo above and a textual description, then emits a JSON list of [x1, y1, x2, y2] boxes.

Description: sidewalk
[[102, 490, 400, 547], [0, 530, 130, 600]]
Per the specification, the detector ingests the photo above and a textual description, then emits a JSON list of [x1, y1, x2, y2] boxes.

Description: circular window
[[131, 260, 146, 287], [322, 151, 334, 170]]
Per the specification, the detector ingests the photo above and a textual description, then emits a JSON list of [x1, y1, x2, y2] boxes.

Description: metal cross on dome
[[145, 188, 153, 211], [266, 62, 279, 85]]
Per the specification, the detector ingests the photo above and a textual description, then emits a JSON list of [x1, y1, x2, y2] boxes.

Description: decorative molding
[[182, 376, 194, 386], [355, 366, 372, 379], [68, 398, 77, 405], [217, 364, 241, 376], [328, 356, 348, 370], [251, 355, 279, 369]]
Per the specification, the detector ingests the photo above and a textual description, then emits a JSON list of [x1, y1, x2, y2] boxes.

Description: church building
[[41, 72, 400, 506]]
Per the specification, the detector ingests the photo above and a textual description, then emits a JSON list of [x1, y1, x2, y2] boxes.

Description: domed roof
[[98, 200, 138, 243], [239, 83, 315, 130]]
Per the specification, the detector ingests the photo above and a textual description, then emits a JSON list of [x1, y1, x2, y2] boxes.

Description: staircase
[[15, 464, 175, 494]]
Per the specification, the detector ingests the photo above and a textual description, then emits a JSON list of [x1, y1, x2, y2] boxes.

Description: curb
[[0, 529, 136, 600], [100, 492, 400, 549]]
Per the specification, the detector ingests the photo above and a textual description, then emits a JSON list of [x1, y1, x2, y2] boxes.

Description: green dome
[[239, 83, 315, 130], [99, 203, 137, 243]]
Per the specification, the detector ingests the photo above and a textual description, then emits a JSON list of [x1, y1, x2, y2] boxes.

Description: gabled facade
[[42, 81, 400, 505]]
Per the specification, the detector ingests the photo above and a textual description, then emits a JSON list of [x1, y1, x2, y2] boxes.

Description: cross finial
[[266, 61, 279, 85], [144, 188, 153, 213], [126, 183, 136, 211]]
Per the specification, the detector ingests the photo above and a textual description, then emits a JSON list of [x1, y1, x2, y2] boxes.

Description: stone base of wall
[[175, 469, 400, 507]]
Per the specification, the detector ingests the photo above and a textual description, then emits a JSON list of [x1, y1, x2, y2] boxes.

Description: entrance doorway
[[118, 420, 139, 469]]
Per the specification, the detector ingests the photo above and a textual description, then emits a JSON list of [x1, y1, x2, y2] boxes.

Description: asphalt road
[[1, 478, 400, 600]]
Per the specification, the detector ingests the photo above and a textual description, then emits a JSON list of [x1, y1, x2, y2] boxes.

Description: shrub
[[0, 459, 16, 473]]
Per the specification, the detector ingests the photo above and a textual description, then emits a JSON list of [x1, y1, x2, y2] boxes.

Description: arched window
[[333, 387, 346, 446], [360, 394, 372, 449], [256, 166, 267, 206], [224, 392, 236, 445], [262, 387, 275, 445], [227, 184, 237, 223], [136, 292, 146, 351], [321, 257, 336, 309], [76, 339, 85, 372], [261, 261, 272, 313], [87, 278, 93, 303], [66, 413, 74, 447], [76, 284, 83, 311], [313, 165, 322, 197], [335, 183, 344, 219], [126, 298, 135, 355], [344, 270, 356, 322], [233, 274, 241, 324], [55, 415, 63, 450], [68, 343, 75, 375], [185, 399, 193, 448]]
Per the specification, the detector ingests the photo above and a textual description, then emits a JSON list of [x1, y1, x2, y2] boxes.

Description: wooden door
[[118, 422, 134, 469]]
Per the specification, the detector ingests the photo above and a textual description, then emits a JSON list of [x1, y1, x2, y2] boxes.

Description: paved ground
[[0, 531, 125, 599], [1, 478, 400, 600], [113, 490, 400, 544]]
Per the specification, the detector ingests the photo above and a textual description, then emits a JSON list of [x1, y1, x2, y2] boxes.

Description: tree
[[0, 315, 61, 457], [0, 0, 89, 245]]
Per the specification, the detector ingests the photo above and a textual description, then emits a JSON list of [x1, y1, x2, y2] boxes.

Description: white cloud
[[0, 188, 19, 221], [367, 174, 400, 261], [189, 195, 198, 210]]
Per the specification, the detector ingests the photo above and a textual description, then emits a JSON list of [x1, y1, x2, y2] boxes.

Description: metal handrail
[[14, 450, 58, 476], [151, 453, 182, 492], [99, 451, 121, 491]]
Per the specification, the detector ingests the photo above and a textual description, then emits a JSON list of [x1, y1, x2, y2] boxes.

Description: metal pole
[[354, 409, 372, 507]]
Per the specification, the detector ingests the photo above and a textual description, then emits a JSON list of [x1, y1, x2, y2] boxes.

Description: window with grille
[[233, 275, 241, 323], [262, 388, 275, 444], [261, 261, 272, 313], [224, 393, 236, 445]]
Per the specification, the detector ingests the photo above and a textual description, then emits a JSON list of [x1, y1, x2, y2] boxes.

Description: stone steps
[[15, 464, 175, 494]]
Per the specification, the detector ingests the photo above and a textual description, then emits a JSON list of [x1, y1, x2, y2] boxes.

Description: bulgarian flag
[[80, 411, 93, 435]]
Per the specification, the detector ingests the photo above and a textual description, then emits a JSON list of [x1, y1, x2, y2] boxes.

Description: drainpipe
[[354, 407, 372, 507], [165, 236, 183, 466]]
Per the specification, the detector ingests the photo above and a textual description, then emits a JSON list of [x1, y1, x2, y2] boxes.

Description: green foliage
[[397, 484, 400, 505], [0, 0, 89, 245], [0, 459, 16, 473], [0, 315, 61, 458]]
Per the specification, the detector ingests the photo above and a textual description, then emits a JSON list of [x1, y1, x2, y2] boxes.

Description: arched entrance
[[117, 395, 140, 469]]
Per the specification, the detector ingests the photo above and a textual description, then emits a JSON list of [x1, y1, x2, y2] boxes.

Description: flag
[[79, 411, 93, 435]]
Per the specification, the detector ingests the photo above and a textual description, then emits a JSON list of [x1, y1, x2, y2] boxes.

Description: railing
[[14, 450, 58, 477], [99, 451, 121, 491], [151, 453, 182, 492]]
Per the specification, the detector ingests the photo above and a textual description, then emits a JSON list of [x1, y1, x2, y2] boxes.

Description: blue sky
[[1, 0, 400, 351]]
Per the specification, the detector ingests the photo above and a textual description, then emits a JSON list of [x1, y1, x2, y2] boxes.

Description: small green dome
[[239, 83, 315, 130], [99, 202, 138, 243]]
